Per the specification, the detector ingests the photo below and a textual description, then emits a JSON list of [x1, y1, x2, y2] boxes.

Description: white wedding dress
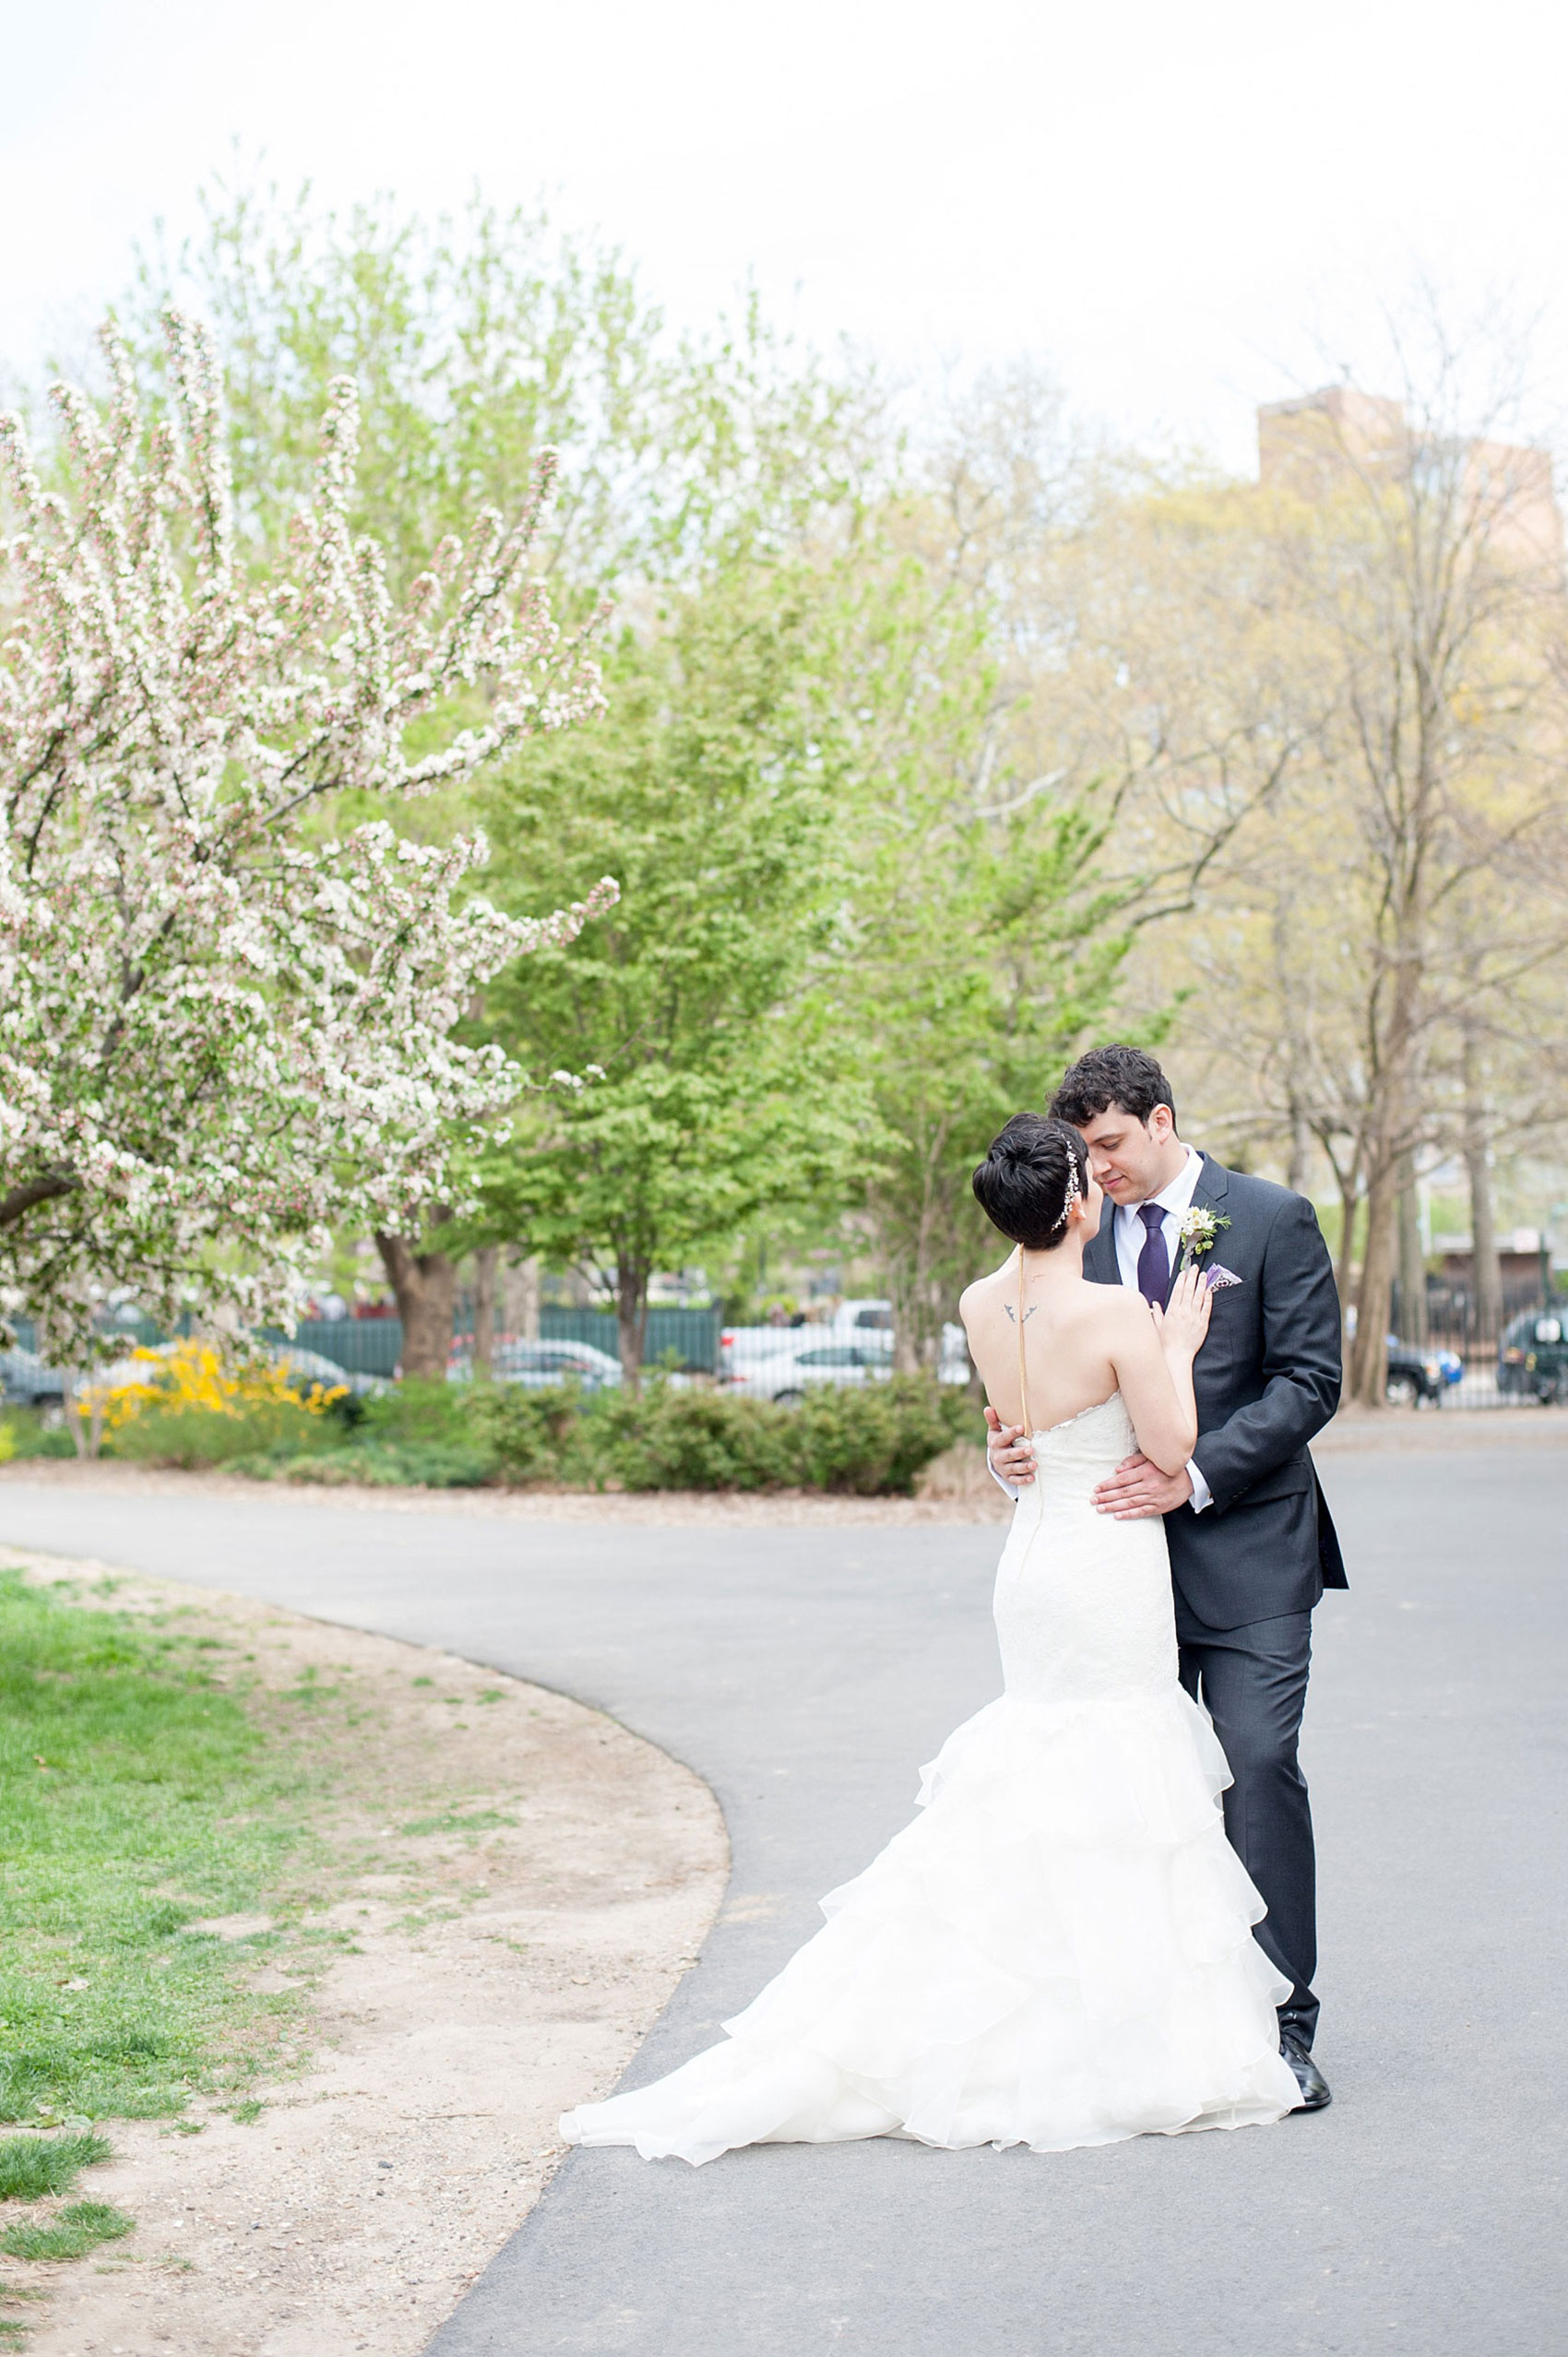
[[562, 1395, 1301, 2163]]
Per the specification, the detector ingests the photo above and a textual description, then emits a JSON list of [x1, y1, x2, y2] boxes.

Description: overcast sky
[[6, 0, 1567, 471]]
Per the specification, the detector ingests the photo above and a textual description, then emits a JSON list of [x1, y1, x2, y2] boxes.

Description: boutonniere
[[1177, 1206, 1232, 1271]]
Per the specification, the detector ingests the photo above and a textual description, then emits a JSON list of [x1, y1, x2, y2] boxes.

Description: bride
[[562, 1113, 1301, 2163]]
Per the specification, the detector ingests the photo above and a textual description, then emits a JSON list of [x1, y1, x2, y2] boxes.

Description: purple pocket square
[[1205, 1263, 1242, 1292]]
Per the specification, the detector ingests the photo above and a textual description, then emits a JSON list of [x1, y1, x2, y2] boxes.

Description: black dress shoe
[[1280, 2033, 1331, 2112]]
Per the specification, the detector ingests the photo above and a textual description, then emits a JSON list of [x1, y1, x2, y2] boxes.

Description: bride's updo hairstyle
[[971, 1113, 1088, 1250]]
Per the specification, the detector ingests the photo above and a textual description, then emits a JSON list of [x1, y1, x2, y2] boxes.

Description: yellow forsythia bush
[[84, 1341, 347, 1439]]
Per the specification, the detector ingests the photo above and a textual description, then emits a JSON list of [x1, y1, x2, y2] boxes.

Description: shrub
[[0, 1415, 76, 1461], [472, 1374, 968, 1495], [466, 1384, 586, 1485], [790, 1378, 968, 1495], [66, 1356, 974, 1496], [93, 1341, 347, 1468], [583, 1386, 800, 1493], [344, 1381, 495, 1486], [108, 1397, 337, 1468], [354, 1377, 467, 1447], [246, 1438, 493, 1488]]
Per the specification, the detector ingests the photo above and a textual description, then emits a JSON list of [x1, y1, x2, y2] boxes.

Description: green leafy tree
[[824, 547, 1130, 1367], [112, 184, 877, 1370], [128, 182, 866, 597], [466, 560, 868, 1382]]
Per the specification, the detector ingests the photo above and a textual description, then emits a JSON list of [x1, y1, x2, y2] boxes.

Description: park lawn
[[0, 1565, 324, 2127]]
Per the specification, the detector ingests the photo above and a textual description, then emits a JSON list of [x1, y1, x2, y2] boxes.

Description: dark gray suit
[[1084, 1152, 1345, 2048]]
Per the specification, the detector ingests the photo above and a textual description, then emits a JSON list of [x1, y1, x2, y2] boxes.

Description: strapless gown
[[562, 1395, 1301, 2162]]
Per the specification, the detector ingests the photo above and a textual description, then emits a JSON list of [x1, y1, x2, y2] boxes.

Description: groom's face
[[1074, 1101, 1182, 1207]]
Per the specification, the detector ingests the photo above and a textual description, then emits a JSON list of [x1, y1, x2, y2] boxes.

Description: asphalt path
[[0, 1453, 1562, 2356]]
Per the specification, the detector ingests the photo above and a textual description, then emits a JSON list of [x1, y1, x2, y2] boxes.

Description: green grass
[[0, 2202, 134, 2262], [0, 1569, 315, 2123], [0, 2135, 110, 2201]]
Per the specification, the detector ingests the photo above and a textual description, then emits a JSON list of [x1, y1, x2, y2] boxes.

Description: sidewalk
[[1313, 1402, 1568, 1453]]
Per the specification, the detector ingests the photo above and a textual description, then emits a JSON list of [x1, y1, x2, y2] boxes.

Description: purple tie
[[1135, 1203, 1170, 1305]]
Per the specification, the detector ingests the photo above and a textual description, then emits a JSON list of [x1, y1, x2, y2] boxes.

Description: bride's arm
[[1107, 1269, 1210, 1473]]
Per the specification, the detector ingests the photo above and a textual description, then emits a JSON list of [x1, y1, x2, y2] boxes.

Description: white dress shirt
[[990, 1142, 1214, 1512]]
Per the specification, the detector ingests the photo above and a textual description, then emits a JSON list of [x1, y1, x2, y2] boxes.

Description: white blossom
[[0, 310, 615, 1360]]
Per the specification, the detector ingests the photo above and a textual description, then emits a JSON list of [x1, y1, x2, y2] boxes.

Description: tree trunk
[[1350, 939, 1423, 1408], [1287, 1098, 1312, 1196], [1327, 1146, 1360, 1316], [615, 1252, 650, 1392], [512, 1254, 541, 1341], [498, 1253, 540, 1340], [1395, 1153, 1428, 1346], [1462, 1028, 1503, 1351], [472, 1245, 497, 1377], [65, 1372, 106, 1461], [1349, 1156, 1397, 1406], [889, 1270, 923, 1376], [375, 1211, 458, 1380], [871, 1122, 949, 1376]]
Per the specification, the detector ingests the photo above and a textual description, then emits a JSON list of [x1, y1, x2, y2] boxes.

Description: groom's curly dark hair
[[1051, 1044, 1176, 1131]]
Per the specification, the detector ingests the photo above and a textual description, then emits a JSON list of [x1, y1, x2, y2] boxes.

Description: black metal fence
[[1384, 1275, 1567, 1409], [1393, 1275, 1558, 1361]]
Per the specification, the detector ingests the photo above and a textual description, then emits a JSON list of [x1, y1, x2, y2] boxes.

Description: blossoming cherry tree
[[0, 311, 614, 1365]]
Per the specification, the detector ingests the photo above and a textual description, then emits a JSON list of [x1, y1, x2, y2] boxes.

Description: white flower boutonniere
[[1177, 1205, 1232, 1271]]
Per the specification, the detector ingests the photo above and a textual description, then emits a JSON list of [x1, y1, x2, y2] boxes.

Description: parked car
[[84, 1339, 372, 1400], [937, 1320, 973, 1387], [719, 1301, 971, 1395], [471, 1339, 624, 1391], [827, 1303, 971, 1384], [831, 1298, 894, 1339], [1497, 1309, 1568, 1403], [720, 1338, 894, 1406], [1383, 1336, 1463, 1407], [0, 1348, 65, 1408]]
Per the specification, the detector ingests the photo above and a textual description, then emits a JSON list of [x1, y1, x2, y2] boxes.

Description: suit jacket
[[1084, 1154, 1347, 1632]]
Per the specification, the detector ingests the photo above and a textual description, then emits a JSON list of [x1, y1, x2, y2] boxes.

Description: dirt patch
[[0, 1550, 727, 2356]]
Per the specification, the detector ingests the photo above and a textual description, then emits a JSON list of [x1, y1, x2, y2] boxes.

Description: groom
[[986, 1044, 1344, 2112]]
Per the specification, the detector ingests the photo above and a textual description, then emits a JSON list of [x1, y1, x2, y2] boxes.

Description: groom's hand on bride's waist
[[1093, 1454, 1194, 1518], [984, 1404, 1036, 1487]]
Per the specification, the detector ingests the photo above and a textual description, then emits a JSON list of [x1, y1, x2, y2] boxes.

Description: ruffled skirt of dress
[[561, 1686, 1301, 2164]]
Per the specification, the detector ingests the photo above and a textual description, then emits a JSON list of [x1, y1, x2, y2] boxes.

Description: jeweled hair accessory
[[1051, 1147, 1082, 1233]]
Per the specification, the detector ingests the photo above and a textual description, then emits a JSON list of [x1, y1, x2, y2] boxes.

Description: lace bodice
[[1028, 1389, 1138, 1470]]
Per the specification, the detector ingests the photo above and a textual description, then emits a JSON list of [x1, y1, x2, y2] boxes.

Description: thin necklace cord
[[1017, 1248, 1031, 1435]]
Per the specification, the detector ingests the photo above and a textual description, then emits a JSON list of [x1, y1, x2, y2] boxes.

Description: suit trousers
[[1174, 1606, 1318, 2050]]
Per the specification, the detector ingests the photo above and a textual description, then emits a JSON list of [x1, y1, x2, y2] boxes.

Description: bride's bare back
[[961, 1248, 1208, 1475]]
